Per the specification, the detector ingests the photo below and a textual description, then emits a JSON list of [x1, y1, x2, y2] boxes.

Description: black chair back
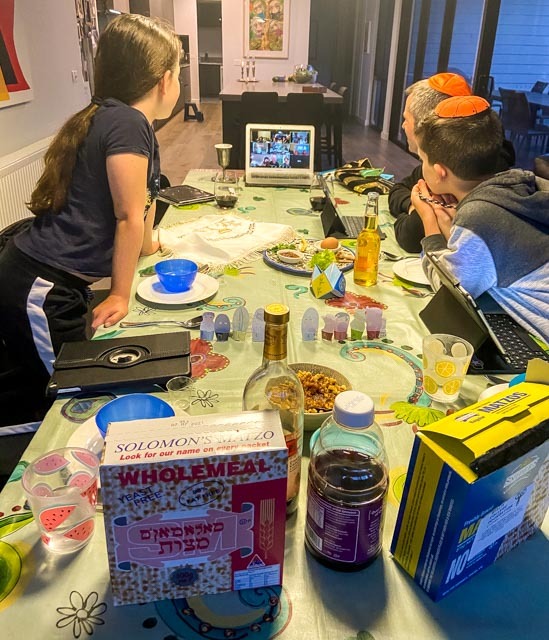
[[285, 93, 324, 170], [154, 174, 171, 227], [499, 89, 533, 133], [532, 81, 548, 94], [241, 91, 279, 123], [239, 92, 280, 166]]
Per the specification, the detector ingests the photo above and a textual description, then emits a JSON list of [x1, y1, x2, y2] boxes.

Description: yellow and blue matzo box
[[390, 382, 549, 601]]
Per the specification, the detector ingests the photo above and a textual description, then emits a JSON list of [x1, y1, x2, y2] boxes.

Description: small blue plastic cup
[[95, 393, 175, 438], [155, 259, 198, 293]]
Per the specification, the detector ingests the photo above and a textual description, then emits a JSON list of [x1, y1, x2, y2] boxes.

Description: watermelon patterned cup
[[22, 447, 100, 554]]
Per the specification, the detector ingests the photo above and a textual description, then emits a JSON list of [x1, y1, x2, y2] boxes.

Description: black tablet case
[[157, 185, 214, 206], [47, 332, 191, 396], [320, 198, 348, 239]]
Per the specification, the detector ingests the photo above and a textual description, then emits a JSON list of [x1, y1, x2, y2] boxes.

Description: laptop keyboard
[[250, 172, 310, 182], [340, 215, 364, 239], [486, 313, 549, 369]]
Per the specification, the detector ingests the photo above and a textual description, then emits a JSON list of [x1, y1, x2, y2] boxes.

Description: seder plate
[[263, 239, 354, 277]]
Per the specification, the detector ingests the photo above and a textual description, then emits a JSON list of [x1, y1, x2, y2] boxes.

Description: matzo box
[[100, 410, 287, 606], [391, 382, 549, 601]]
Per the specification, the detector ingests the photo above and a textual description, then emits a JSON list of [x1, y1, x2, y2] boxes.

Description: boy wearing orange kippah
[[412, 96, 549, 343], [389, 73, 515, 253]]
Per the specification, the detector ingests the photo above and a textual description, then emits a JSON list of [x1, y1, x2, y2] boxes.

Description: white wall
[[150, 0, 175, 25], [113, 0, 130, 11], [173, 0, 200, 102], [221, 0, 311, 85], [0, 0, 90, 161]]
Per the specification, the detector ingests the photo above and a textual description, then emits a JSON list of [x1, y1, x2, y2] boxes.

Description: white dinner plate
[[392, 257, 431, 287], [66, 416, 104, 457], [136, 272, 219, 309]]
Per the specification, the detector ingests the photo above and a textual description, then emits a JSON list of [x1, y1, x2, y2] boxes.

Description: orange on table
[[435, 360, 457, 378]]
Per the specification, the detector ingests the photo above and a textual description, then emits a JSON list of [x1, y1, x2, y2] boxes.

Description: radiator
[[0, 143, 47, 230]]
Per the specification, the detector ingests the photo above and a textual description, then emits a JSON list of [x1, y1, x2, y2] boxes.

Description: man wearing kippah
[[389, 73, 515, 253], [412, 96, 549, 343]]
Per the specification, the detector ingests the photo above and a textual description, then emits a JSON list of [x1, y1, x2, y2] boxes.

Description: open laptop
[[245, 123, 314, 187], [320, 176, 386, 240], [419, 251, 549, 374]]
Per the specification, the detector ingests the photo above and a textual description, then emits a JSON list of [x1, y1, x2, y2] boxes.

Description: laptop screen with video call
[[245, 123, 315, 186]]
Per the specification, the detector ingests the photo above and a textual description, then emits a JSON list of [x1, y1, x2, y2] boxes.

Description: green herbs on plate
[[308, 249, 336, 271]]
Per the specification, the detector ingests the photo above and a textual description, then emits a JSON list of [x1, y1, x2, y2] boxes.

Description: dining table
[[0, 170, 547, 640]]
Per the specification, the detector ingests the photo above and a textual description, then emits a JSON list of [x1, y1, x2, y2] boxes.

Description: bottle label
[[285, 433, 301, 503], [305, 486, 385, 564]]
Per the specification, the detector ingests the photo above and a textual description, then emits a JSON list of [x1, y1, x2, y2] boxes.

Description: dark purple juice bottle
[[305, 391, 388, 571]]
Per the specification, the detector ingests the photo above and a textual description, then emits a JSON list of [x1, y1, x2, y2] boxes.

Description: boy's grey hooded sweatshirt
[[422, 169, 549, 343]]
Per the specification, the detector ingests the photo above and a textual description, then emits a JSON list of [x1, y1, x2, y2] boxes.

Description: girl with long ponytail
[[0, 14, 181, 413]]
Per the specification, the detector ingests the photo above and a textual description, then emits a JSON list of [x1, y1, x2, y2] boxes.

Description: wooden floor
[[156, 99, 418, 185]]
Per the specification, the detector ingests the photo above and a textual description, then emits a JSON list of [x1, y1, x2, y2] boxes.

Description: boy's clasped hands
[[411, 179, 457, 240]]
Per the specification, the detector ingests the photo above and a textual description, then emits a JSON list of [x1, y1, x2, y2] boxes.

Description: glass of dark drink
[[309, 174, 326, 213], [214, 170, 239, 209]]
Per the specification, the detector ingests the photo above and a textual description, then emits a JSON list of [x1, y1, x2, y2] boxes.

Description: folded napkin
[[158, 214, 295, 272]]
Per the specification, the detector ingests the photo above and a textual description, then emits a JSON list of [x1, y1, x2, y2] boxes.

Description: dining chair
[[337, 85, 350, 118], [285, 92, 325, 170], [531, 81, 549, 125], [154, 173, 171, 227], [321, 105, 344, 168], [0, 338, 42, 488], [329, 86, 350, 167], [531, 81, 548, 94], [239, 92, 280, 166], [498, 88, 549, 155]]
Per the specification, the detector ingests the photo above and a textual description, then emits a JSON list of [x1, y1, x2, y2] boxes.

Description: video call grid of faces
[[249, 129, 311, 169]]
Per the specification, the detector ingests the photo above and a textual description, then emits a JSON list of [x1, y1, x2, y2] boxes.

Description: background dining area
[[219, 80, 345, 171], [494, 86, 549, 159]]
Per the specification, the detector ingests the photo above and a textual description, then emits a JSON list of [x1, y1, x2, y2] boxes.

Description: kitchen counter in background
[[199, 56, 222, 64]]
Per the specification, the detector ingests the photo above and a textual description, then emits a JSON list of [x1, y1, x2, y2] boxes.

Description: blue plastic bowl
[[95, 393, 175, 437], [155, 259, 198, 293]]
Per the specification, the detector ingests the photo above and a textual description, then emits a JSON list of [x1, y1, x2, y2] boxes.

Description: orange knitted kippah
[[428, 73, 472, 97], [434, 95, 491, 118]]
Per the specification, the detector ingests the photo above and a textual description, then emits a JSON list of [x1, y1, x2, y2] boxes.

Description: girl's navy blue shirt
[[16, 98, 160, 278]]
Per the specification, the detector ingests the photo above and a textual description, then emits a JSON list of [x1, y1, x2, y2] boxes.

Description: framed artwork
[[244, 0, 291, 59], [0, 0, 33, 109]]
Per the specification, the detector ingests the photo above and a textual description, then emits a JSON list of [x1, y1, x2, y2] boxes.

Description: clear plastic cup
[[22, 447, 99, 553], [422, 333, 474, 403], [166, 376, 195, 412]]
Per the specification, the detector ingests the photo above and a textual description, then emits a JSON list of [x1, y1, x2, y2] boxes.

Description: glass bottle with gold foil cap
[[353, 192, 380, 287], [243, 303, 305, 515]]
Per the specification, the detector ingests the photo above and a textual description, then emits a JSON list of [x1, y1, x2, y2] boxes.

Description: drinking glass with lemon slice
[[422, 334, 474, 403]]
